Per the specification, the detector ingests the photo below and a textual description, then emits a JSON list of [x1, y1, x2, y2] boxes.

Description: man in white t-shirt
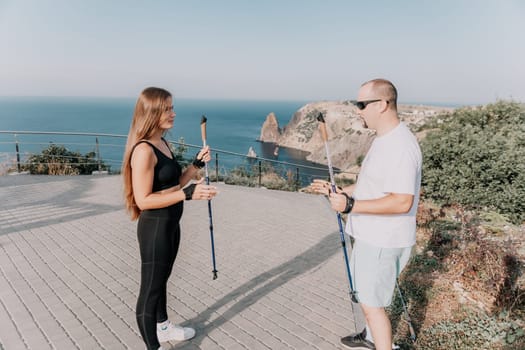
[[311, 79, 422, 350]]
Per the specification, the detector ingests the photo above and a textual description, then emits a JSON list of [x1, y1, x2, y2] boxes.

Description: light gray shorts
[[350, 238, 412, 307]]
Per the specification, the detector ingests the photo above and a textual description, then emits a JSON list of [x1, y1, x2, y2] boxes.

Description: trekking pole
[[396, 280, 416, 341], [317, 113, 357, 303], [201, 115, 218, 280]]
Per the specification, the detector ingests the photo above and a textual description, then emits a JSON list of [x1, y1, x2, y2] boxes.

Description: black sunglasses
[[351, 99, 383, 110]]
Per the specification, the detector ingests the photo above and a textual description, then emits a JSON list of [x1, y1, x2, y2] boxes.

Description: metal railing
[[0, 130, 356, 190]]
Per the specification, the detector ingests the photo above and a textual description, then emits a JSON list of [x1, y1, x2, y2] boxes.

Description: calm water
[[0, 97, 332, 182]]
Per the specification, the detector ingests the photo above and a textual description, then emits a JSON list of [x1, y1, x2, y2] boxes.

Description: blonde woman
[[122, 87, 217, 350]]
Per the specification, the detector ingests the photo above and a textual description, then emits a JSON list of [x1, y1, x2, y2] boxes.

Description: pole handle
[[200, 115, 207, 144], [317, 113, 328, 142]]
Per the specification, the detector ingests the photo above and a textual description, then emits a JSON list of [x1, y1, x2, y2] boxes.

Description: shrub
[[168, 137, 189, 164], [224, 161, 297, 190], [392, 203, 524, 349], [421, 101, 525, 224], [24, 144, 108, 175]]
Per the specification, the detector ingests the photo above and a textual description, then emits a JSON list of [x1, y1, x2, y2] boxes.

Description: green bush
[[224, 161, 298, 191], [25, 144, 108, 175], [421, 101, 525, 223], [418, 312, 524, 349], [168, 137, 189, 164]]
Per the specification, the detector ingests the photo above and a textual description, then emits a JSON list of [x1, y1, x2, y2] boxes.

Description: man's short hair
[[363, 79, 398, 109]]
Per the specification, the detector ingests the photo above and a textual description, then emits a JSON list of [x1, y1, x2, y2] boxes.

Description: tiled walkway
[[0, 175, 362, 349]]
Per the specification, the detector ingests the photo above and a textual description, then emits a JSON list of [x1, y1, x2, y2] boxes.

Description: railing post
[[295, 167, 300, 191], [15, 134, 21, 173], [215, 152, 219, 182], [258, 160, 262, 187], [95, 137, 101, 172]]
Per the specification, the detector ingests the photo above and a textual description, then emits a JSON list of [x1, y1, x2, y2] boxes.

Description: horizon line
[[0, 94, 514, 108]]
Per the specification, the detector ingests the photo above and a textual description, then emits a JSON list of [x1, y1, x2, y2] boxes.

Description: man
[[312, 79, 422, 350]]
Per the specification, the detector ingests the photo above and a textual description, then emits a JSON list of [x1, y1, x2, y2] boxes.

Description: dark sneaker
[[340, 329, 375, 349]]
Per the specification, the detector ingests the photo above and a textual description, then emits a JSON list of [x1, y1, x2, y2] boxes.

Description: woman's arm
[[179, 146, 211, 187], [131, 143, 186, 210], [131, 144, 217, 210], [179, 164, 200, 188]]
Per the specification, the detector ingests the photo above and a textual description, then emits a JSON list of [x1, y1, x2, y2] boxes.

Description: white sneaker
[[157, 321, 195, 342]]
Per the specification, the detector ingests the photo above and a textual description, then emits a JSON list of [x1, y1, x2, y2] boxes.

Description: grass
[[390, 203, 524, 349]]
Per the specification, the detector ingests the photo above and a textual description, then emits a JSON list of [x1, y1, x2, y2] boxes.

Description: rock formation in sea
[[258, 101, 453, 173], [258, 112, 281, 143], [247, 146, 257, 158]]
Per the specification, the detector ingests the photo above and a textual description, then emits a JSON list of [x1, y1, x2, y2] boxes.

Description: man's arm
[[329, 192, 414, 215]]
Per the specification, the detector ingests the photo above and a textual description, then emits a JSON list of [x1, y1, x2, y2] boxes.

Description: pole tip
[[212, 270, 218, 280], [201, 115, 207, 124], [351, 291, 359, 303], [316, 112, 325, 123]]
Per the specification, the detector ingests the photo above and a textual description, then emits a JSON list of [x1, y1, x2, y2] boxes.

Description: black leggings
[[136, 206, 182, 350]]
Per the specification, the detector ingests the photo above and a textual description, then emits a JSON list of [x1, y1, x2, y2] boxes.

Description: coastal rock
[[266, 101, 453, 172], [258, 112, 281, 143], [247, 146, 257, 158], [277, 101, 374, 172]]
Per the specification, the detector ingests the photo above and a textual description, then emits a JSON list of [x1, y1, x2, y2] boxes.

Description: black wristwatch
[[341, 193, 355, 214]]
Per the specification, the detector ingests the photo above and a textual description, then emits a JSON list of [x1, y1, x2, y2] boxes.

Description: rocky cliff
[[259, 101, 374, 172], [258, 112, 280, 143], [259, 101, 453, 173]]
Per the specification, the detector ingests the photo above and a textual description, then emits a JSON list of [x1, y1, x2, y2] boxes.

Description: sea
[[0, 96, 332, 183]]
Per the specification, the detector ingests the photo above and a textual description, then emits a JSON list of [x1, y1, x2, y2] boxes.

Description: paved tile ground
[[0, 175, 363, 350]]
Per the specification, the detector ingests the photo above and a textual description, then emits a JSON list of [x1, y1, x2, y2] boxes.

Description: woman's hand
[[193, 182, 217, 200], [198, 145, 212, 163], [183, 179, 218, 200], [192, 146, 212, 168]]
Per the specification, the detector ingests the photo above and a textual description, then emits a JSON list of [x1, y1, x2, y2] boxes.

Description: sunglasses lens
[[356, 102, 365, 110]]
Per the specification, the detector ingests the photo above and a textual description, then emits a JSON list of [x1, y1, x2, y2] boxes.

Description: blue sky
[[1, 0, 524, 104]]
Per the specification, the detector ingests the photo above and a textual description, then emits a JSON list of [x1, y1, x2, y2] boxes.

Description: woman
[[122, 87, 217, 350]]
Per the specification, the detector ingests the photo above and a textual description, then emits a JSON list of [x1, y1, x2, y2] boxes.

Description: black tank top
[[131, 138, 182, 192], [132, 138, 184, 219]]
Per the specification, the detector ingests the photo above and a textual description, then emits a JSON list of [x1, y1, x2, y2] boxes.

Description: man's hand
[[310, 179, 332, 196], [329, 192, 347, 212]]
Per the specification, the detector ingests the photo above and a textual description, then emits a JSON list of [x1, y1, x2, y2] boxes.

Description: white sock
[[365, 324, 399, 349], [157, 320, 170, 331], [365, 324, 374, 342]]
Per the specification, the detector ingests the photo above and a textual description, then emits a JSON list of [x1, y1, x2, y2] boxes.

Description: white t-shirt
[[346, 122, 422, 248]]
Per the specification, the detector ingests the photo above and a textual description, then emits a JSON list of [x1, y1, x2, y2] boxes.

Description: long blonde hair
[[122, 87, 172, 220]]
